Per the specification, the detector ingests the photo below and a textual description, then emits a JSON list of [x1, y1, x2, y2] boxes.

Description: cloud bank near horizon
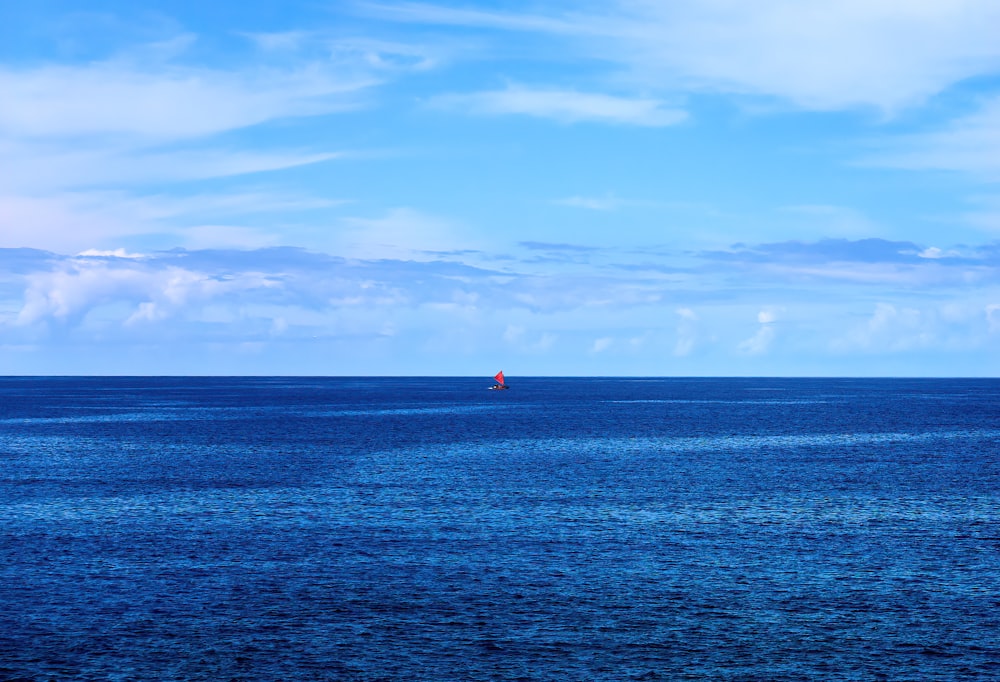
[[2, 238, 998, 375], [2, 1, 1000, 375]]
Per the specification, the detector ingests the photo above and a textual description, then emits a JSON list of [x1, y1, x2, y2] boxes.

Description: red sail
[[494, 371, 505, 385]]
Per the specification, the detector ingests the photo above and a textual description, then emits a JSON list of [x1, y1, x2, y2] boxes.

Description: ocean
[[1, 377, 998, 680]]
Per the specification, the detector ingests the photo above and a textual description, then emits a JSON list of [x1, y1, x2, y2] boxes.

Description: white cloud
[[392, 1, 1000, 113], [0, 193, 136, 252], [430, 85, 686, 126], [125, 301, 169, 325], [554, 195, 622, 211], [336, 207, 481, 260], [0, 32, 371, 250], [674, 307, 698, 356], [739, 325, 775, 355], [0, 56, 374, 141], [739, 307, 779, 354], [616, 1, 1000, 113], [986, 304, 1000, 333], [77, 248, 145, 259], [15, 261, 279, 329], [16, 266, 142, 326], [330, 37, 444, 72], [865, 95, 1000, 180], [0, 188, 341, 252], [778, 204, 882, 239], [765, 262, 989, 288], [270, 316, 289, 336], [0, 140, 344, 193], [501, 324, 558, 353], [831, 302, 930, 352], [757, 309, 778, 325], [2, 240, 998, 373], [956, 195, 1000, 233], [503, 324, 525, 343], [178, 225, 281, 250], [535, 332, 558, 351], [361, 1, 586, 35], [113, 190, 347, 222], [591, 336, 613, 353], [242, 31, 313, 52]]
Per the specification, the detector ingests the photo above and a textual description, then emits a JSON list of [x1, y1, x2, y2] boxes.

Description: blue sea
[[1, 377, 998, 680]]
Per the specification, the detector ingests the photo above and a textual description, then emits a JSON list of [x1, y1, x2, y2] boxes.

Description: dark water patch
[[1, 377, 998, 679]]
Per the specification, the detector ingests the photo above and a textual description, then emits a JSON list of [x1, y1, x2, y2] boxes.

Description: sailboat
[[489, 370, 509, 390]]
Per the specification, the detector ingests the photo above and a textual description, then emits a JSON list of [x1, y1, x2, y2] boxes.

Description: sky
[[2, 1, 1000, 376]]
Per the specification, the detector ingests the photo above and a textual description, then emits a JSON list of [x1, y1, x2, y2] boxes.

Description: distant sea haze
[[2, 377, 998, 679]]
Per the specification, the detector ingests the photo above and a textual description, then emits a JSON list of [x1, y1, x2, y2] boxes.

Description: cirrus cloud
[[372, 0, 1000, 113], [428, 84, 687, 126]]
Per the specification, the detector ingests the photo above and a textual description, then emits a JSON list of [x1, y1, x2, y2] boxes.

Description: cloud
[[3, 241, 999, 372], [918, 247, 946, 259], [863, 95, 1000, 181], [0, 193, 141, 252], [738, 325, 775, 355], [0, 187, 345, 252], [701, 237, 989, 266], [0, 243, 664, 342], [987, 304, 1000, 333], [738, 307, 779, 355], [827, 301, 996, 355], [614, 1, 1000, 113], [99, 189, 346, 223], [177, 225, 282, 251], [330, 37, 445, 72], [242, 30, 314, 52], [591, 336, 613, 353], [14, 257, 281, 328], [509, 237, 1000, 295], [0, 246, 509, 337], [498, 323, 558, 353], [361, 1, 587, 35], [429, 85, 687, 126], [831, 302, 929, 352], [953, 196, 1000, 234], [690, 237, 1000, 291], [0, 29, 383, 250], [519, 241, 600, 252], [534, 332, 558, 351], [385, 1, 1000, 113], [702, 238, 927, 265], [757, 309, 778, 325], [336, 207, 480, 260], [554, 195, 623, 211], [77, 248, 145, 259], [674, 307, 698, 356], [0, 138, 345, 193], [0, 58, 374, 142], [777, 205, 882, 239], [503, 325, 524, 343]]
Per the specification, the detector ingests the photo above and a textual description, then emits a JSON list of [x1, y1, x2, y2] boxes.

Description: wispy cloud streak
[[429, 85, 686, 126], [376, 0, 1000, 113]]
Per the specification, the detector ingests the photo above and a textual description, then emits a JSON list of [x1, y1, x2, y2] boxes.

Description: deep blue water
[[1, 377, 999, 680]]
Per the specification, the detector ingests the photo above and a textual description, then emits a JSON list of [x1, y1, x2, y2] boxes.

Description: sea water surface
[[1, 377, 998, 680]]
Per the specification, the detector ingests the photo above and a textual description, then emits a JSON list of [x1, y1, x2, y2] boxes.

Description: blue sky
[[2, 1, 1000, 376]]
